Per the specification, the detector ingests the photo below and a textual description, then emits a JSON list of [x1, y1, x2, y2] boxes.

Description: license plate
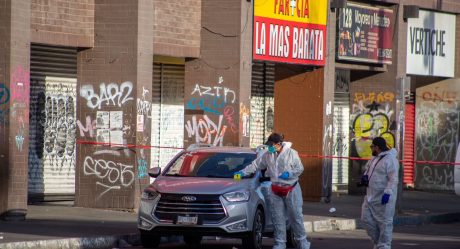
[[177, 215, 198, 225]]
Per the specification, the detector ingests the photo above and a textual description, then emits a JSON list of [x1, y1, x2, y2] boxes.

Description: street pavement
[[0, 190, 459, 249], [127, 222, 460, 249]]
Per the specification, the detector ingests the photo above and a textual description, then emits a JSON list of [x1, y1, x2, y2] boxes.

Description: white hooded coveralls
[[242, 142, 310, 249], [361, 148, 399, 249]]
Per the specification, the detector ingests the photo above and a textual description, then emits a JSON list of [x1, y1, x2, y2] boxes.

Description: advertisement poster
[[96, 111, 110, 129], [406, 10, 456, 77], [110, 111, 123, 129], [337, 2, 395, 64], [253, 0, 328, 66]]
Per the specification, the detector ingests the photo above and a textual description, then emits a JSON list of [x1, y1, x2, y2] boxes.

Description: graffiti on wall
[[185, 115, 227, 146], [185, 76, 238, 146], [249, 97, 274, 148], [79, 81, 133, 109], [351, 97, 395, 158], [322, 101, 333, 200], [0, 86, 8, 122], [0, 83, 10, 105], [137, 149, 148, 179], [240, 103, 250, 137], [78, 80, 139, 199], [416, 89, 457, 190], [77, 116, 97, 137], [42, 81, 77, 175], [83, 155, 135, 199], [11, 66, 30, 152]]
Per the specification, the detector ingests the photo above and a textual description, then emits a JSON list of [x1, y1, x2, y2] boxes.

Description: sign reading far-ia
[[253, 0, 328, 66]]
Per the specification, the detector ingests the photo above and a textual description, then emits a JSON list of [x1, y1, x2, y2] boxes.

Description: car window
[[164, 152, 256, 178]]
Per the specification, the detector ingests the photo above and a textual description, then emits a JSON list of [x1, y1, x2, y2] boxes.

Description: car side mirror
[[148, 167, 161, 178]]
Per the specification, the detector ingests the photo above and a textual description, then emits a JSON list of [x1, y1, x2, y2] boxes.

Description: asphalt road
[[125, 222, 460, 249]]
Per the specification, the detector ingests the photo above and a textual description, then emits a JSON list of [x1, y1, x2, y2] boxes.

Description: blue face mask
[[268, 145, 276, 153]]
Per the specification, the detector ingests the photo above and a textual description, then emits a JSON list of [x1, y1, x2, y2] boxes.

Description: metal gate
[[151, 59, 185, 172], [250, 62, 275, 148], [332, 70, 350, 192], [29, 44, 77, 201], [403, 103, 415, 186]]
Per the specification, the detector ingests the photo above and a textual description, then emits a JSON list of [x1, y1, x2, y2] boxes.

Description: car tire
[[140, 230, 160, 248], [287, 229, 298, 248], [184, 235, 202, 247], [243, 209, 264, 249]]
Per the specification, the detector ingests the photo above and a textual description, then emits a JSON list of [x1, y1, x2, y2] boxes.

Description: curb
[[2, 212, 460, 249], [303, 211, 460, 233]]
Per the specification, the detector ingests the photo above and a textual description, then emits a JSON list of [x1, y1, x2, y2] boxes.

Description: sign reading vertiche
[[406, 10, 456, 77], [337, 3, 395, 64], [253, 0, 328, 66]]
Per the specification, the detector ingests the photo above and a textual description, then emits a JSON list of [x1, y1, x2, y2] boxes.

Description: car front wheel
[[140, 230, 160, 248], [242, 209, 264, 249]]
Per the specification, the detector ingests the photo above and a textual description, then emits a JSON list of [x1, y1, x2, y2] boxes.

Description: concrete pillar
[[0, 0, 31, 220], [184, 0, 253, 148], [75, 0, 153, 209]]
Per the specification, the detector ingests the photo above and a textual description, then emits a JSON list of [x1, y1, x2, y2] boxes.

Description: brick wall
[[184, 0, 249, 148], [0, 0, 11, 216], [153, 0, 200, 58], [0, 0, 31, 220], [31, 0, 94, 47], [274, 67, 325, 201], [76, 0, 150, 209]]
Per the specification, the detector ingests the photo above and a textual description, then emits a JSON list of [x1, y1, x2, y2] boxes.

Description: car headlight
[[223, 190, 250, 202], [141, 190, 159, 200]]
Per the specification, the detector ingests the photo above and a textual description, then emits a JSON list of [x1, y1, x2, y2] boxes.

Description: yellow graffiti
[[353, 113, 395, 158], [354, 92, 395, 103]]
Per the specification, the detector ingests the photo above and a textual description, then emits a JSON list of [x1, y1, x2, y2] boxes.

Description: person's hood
[[150, 176, 251, 195], [282, 142, 292, 150], [380, 148, 397, 157]]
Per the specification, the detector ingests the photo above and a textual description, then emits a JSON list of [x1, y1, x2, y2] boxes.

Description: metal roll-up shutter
[[151, 60, 185, 173], [29, 44, 77, 201], [332, 70, 350, 192], [250, 62, 275, 148], [403, 102, 415, 187]]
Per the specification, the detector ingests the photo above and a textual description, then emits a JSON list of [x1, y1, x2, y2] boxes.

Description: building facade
[[1, 0, 460, 220]]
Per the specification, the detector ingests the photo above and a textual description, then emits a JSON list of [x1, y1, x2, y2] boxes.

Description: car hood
[[152, 176, 252, 195]]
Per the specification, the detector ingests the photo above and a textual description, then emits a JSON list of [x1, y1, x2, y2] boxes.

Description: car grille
[[154, 194, 226, 224]]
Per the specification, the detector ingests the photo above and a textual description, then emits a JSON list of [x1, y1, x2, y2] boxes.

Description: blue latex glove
[[278, 171, 289, 180], [381, 193, 390, 205]]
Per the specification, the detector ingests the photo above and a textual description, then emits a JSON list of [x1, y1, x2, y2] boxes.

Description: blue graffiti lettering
[[186, 96, 226, 115], [137, 158, 148, 178], [0, 83, 10, 105]]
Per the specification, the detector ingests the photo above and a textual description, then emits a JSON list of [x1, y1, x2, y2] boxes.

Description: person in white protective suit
[[235, 133, 311, 249], [360, 136, 399, 249]]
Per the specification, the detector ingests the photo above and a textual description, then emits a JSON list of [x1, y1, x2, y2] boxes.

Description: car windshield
[[164, 151, 256, 178]]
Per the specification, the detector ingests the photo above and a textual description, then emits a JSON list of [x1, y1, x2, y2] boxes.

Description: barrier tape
[[76, 139, 460, 166]]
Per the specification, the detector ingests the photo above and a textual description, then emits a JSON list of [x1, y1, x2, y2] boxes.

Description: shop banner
[[253, 0, 328, 66], [337, 2, 395, 64], [406, 10, 456, 77]]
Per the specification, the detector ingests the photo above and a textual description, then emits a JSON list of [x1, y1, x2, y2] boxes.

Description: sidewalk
[[0, 190, 459, 249]]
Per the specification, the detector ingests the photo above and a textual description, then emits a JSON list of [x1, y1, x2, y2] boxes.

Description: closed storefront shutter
[[29, 44, 77, 201], [333, 91, 350, 191], [151, 60, 185, 171], [333, 70, 350, 192], [404, 103, 415, 186], [250, 62, 275, 148]]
